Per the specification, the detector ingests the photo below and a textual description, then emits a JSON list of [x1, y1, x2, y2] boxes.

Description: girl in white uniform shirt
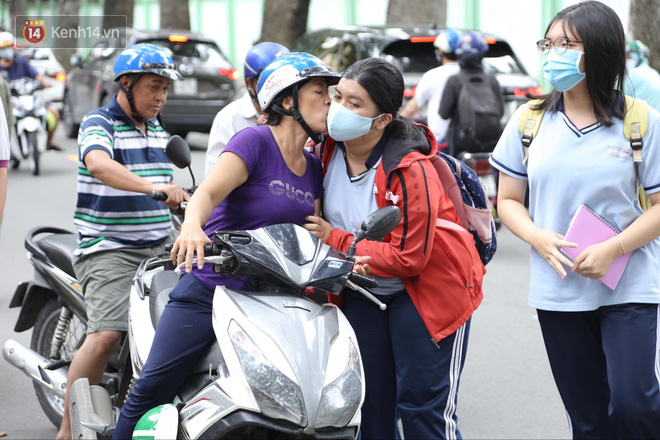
[[490, 1, 660, 438]]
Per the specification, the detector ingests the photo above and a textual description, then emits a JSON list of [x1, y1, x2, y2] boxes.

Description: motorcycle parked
[[457, 151, 501, 230], [8, 77, 49, 175]]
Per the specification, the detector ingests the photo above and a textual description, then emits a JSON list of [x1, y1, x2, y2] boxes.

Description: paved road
[[0, 129, 570, 439]]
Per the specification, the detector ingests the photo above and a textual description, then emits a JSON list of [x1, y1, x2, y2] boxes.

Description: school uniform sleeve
[[489, 104, 529, 180], [640, 106, 660, 194], [326, 159, 440, 278]]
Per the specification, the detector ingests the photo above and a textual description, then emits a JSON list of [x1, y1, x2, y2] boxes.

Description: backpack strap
[[623, 95, 648, 202], [518, 99, 545, 165]]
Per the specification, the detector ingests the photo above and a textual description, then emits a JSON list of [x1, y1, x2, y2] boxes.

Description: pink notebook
[[560, 204, 633, 290]]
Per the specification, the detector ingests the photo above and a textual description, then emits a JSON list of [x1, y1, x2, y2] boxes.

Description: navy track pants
[[343, 289, 471, 440], [537, 303, 660, 439], [113, 274, 215, 440]]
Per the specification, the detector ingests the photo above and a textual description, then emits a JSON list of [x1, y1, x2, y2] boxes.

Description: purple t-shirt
[[193, 124, 323, 291]]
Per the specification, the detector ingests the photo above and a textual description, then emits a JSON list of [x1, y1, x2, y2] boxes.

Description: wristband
[[615, 235, 626, 256]]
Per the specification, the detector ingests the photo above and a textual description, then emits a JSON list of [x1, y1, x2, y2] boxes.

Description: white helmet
[[256, 52, 340, 111], [0, 31, 14, 49]]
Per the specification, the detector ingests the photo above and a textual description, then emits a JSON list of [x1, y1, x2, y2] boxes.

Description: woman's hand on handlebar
[[170, 221, 212, 273], [352, 255, 372, 275]]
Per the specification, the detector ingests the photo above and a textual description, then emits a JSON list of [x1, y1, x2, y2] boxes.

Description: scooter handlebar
[[164, 242, 217, 256], [348, 272, 378, 289]]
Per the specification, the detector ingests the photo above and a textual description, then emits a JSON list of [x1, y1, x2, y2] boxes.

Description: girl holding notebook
[[490, 1, 660, 437]]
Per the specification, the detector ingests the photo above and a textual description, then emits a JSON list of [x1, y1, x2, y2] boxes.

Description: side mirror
[[166, 135, 195, 188], [69, 53, 82, 67], [166, 135, 191, 169], [347, 206, 401, 258]]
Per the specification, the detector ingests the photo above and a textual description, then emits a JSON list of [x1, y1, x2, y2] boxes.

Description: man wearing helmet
[[439, 30, 503, 156], [57, 43, 189, 440], [625, 40, 660, 112], [205, 42, 289, 175], [401, 29, 462, 145], [0, 31, 62, 150]]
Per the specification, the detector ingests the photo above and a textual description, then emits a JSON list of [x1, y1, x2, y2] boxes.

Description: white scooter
[[68, 136, 400, 439], [9, 77, 49, 175]]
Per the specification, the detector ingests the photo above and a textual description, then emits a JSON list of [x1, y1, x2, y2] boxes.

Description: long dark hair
[[535, 1, 627, 126], [342, 57, 425, 140]]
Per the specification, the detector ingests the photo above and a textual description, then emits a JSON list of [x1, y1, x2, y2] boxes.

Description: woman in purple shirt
[[113, 53, 341, 439]]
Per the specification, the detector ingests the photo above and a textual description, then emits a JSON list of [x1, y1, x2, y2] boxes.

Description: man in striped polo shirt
[[57, 44, 189, 440]]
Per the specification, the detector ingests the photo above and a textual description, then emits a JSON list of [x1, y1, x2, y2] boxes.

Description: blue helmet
[[256, 52, 340, 111], [434, 29, 462, 54], [455, 31, 488, 56], [113, 43, 183, 81], [244, 42, 290, 81]]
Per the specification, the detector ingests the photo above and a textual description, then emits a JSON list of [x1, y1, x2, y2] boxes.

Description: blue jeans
[[113, 274, 215, 440], [343, 289, 471, 440], [538, 303, 660, 439]]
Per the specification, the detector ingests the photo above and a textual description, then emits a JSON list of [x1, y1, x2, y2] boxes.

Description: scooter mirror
[[361, 205, 401, 240], [346, 206, 401, 258], [165, 135, 192, 169]]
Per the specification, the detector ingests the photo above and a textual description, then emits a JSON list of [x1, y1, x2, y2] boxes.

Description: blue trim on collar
[[336, 132, 388, 169]]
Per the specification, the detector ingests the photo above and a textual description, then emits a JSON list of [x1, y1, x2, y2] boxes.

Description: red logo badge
[[23, 20, 46, 44]]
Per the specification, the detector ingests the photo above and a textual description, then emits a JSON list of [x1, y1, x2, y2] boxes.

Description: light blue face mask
[[542, 48, 586, 92], [0, 48, 14, 61], [327, 101, 383, 142]]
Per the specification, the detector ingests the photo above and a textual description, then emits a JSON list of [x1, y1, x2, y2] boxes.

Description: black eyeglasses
[[536, 37, 583, 55]]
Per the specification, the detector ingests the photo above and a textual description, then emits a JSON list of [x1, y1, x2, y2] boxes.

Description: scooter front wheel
[[28, 131, 39, 176]]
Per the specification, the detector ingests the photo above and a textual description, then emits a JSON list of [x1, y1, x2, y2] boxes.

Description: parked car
[[293, 25, 541, 124], [63, 29, 239, 138], [15, 47, 66, 109]]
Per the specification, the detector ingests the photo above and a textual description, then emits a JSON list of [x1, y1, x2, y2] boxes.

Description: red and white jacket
[[320, 124, 485, 342]]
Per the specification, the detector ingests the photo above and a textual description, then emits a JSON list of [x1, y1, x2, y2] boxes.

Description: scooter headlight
[[229, 320, 306, 426], [315, 338, 363, 428]]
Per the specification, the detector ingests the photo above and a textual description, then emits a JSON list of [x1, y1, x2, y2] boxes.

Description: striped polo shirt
[[74, 95, 173, 255]]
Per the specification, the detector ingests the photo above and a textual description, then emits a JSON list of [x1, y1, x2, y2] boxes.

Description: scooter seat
[[149, 270, 180, 330], [38, 234, 77, 278]]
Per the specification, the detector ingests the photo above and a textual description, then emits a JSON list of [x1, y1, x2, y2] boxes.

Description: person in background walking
[[625, 39, 660, 112], [491, 2, 660, 438], [400, 29, 461, 145], [205, 42, 289, 175]]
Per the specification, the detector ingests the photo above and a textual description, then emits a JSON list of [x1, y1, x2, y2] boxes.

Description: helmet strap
[[118, 73, 147, 123], [272, 83, 322, 144]]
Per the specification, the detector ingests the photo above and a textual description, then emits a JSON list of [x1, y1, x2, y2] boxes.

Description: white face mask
[[626, 59, 637, 71], [327, 101, 384, 142]]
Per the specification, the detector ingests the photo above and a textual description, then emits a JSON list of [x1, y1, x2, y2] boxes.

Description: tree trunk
[[160, 0, 190, 31], [629, 0, 660, 71], [260, 0, 310, 48], [386, 0, 446, 26], [104, 0, 134, 29], [9, 0, 27, 36], [54, 0, 79, 71]]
